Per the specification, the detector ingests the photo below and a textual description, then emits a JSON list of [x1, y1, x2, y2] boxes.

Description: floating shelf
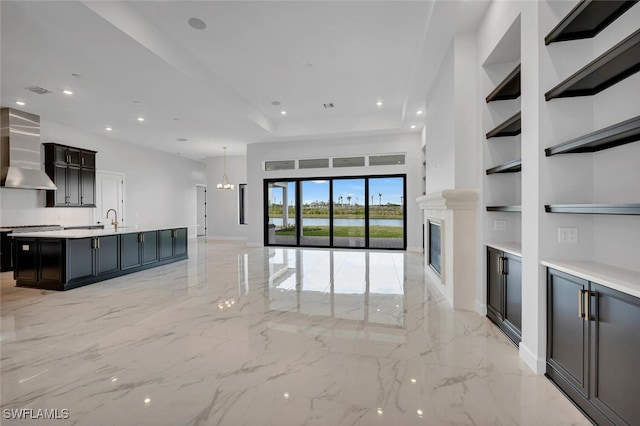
[[486, 112, 522, 139], [545, 203, 640, 215], [486, 205, 522, 212], [545, 115, 640, 155], [486, 65, 521, 102], [545, 29, 640, 100], [486, 159, 522, 175], [545, 0, 637, 45]]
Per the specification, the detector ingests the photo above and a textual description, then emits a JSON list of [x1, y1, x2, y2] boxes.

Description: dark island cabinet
[[547, 268, 640, 425], [14, 239, 64, 285], [121, 231, 159, 270], [14, 228, 187, 290], [486, 247, 522, 345], [44, 143, 96, 207], [159, 229, 186, 260]]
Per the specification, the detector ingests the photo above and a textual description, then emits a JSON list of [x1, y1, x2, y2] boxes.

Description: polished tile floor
[[1, 240, 588, 425]]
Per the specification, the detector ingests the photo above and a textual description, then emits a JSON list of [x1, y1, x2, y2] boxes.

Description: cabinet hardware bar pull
[[497, 255, 502, 274], [578, 289, 585, 318], [97, 238, 100, 249], [503, 257, 508, 275], [584, 290, 590, 322]]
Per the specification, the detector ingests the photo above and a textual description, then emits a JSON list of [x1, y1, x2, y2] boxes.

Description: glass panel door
[[300, 180, 330, 246], [368, 177, 405, 249], [266, 181, 297, 245], [332, 178, 365, 248]]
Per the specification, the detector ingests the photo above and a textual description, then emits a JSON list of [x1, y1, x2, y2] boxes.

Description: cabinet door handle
[[578, 289, 585, 318], [97, 238, 100, 249], [583, 291, 595, 322], [138, 233, 143, 243], [502, 257, 508, 275], [81, 157, 85, 165]]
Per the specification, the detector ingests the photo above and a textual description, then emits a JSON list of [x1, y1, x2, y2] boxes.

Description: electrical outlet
[[558, 227, 578, 244], [494, 220, 507, 231]]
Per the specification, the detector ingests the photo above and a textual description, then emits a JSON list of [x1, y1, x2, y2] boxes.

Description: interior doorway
[[95, 171, 125, 227], [196, 185, 207, 237]]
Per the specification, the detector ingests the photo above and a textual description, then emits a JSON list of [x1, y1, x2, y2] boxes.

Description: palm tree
[[338, 195, 343, 206], [378, 193, 382, 206], [347, 195, 352, 206]]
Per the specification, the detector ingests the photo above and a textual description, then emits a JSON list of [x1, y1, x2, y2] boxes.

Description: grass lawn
[[275, 225, 402, 238]]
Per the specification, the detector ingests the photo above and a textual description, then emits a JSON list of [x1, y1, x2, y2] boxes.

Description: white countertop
[[542, 259, 640, 299], [10, 225, 190, 239], [485, 241, 522, 257]]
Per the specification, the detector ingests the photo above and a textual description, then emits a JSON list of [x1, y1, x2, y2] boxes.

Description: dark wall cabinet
[[547, 268, 640, 426], [14, 228, 187, 291], [44, 143, 96, 207], [486, 247, 522, 345]]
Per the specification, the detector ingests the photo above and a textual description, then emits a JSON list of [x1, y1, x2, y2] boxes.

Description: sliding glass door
[[266, 181, 296, 246], [265, 175, 405, 250], [332, 178, 366, 248], [368, 177, 405, 249], [300, 180, 330, 246]]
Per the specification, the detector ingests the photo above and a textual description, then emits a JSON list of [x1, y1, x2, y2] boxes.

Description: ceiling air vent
[[26, 86, 53, 95], [176, 138, 189, 142], [323, 103, 334, 109]]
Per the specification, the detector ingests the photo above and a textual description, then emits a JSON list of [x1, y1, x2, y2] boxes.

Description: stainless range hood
[[0, 107, 56, 190]]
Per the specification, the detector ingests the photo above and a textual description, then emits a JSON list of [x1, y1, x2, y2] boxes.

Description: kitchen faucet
[[106, 209, 119, 231]]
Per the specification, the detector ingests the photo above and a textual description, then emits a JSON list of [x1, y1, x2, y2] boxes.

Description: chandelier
[[216, 146, 234, 190]]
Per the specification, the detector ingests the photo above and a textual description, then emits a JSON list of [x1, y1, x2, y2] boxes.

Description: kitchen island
[[11, 226, 188, 290]]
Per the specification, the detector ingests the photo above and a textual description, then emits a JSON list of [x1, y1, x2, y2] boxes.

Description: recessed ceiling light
[[63, 90, 73, 95], [281, 111, 287, 115], [16, 101, 25, 106], [188, 17, 207, 30], [376, 101, 383, 106], [137, 117, 144, 122], [417, 110, 423, 115], [105, 127, 112, 131], [411, 125, 416, 129]]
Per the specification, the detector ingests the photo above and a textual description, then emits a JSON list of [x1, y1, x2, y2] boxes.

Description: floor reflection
[[240, 248, 406, 328]]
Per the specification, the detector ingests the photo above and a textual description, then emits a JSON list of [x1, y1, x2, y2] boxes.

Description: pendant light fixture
[[217, 147, 234, 190]]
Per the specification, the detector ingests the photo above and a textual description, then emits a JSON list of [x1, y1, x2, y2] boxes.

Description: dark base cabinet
[[547, 268, 640, 426], [13, 228, 188, 291], [486, 247, 522, 345]]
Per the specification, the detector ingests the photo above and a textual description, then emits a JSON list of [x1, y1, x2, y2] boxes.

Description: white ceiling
[[1, 1, 490, 160]]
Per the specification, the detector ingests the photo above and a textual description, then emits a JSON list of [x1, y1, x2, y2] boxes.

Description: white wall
[[0, 121, 207, 237], [206, 154, 248, 239], [246, 132, 423, 250]]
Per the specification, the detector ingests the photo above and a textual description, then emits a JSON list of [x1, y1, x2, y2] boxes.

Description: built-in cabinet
[[44, 143, 97, 207], [486, 246, 522, 345], [13, 228, 187, 291], [546, 268, 640, 426]]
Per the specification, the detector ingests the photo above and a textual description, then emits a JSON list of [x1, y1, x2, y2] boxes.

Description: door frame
[[195, 184, 207, 237]]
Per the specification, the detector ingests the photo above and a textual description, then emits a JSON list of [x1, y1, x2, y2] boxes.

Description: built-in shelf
[[486, 65, 521, 102], [545, 0, 637, 45], [486, 159, 522, 175], [545, 115, 640, 155], [486, 112, 522, 139], [545, 203, 640, 215], [545, 29, 640, 100], [486, 205, 522, 212]]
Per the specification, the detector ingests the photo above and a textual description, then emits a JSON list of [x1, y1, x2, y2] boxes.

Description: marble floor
[[0, 239, 589, 425]]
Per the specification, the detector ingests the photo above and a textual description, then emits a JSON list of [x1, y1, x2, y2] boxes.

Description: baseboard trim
[[519, 342, 545, 375], [475, 300, 487, 316]]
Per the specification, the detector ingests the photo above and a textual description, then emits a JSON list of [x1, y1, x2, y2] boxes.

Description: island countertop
[[10, 225, 192, 239]]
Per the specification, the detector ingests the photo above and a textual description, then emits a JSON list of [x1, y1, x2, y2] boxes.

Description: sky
[[270, 177, 404, 206]]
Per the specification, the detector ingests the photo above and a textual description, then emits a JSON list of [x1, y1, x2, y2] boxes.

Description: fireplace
[[428, 220, 442, 275], [417, 189, 478, 311]]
